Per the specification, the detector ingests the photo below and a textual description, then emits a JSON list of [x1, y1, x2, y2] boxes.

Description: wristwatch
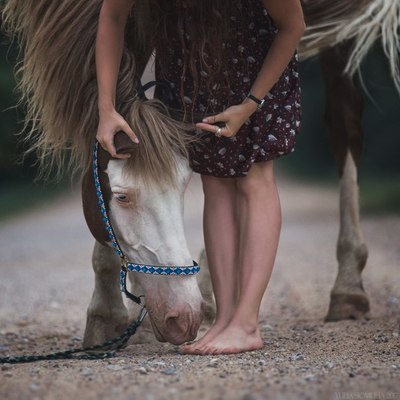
[[246, 93, 266, 109]]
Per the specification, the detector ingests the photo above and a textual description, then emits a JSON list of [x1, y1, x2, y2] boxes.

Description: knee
[[201, 175, 235, 197], [92, 242, 119, 276], [235, 162, 275, 198]]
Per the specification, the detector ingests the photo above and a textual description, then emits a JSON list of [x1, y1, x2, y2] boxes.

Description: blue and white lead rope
[[92, 141, 200, 295]]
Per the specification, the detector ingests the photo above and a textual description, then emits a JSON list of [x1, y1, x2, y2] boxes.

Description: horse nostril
[[165, 314, 188, 337]]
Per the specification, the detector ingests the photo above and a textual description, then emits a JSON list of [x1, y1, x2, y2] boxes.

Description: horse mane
[[300, 0, 400, 94], [0, 0, 157, 180]]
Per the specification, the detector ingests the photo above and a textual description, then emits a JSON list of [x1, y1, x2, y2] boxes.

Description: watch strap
[[247, 93, 265, 109]]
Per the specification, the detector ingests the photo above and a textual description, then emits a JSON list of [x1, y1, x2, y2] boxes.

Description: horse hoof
[[83, 315, 128, 347], [325, 293, 370, 322]]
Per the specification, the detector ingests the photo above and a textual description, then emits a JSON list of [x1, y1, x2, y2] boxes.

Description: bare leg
[[181, 176, 239, 352], [199, 160, 281, 354]]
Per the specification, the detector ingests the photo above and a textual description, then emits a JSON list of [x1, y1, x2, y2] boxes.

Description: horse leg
[[320, 42, 370, 321], [198, 249, 216, 324], [83, 241, 129, 346]]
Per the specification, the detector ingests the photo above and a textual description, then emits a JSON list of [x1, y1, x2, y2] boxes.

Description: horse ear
[[114, 131, 138, 155]]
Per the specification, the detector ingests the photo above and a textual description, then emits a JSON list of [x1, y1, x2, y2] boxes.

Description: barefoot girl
[[96, 0, 305, 355]]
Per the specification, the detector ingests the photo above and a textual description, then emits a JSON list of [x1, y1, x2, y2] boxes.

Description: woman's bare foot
[[194, 323, 263, 355], [180, 320, 229, 354]]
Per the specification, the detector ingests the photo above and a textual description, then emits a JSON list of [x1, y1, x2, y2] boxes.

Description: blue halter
[[92, 141, 200, 305]]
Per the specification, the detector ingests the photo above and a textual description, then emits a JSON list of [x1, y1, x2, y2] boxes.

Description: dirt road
[[0, 172, 399, 400]]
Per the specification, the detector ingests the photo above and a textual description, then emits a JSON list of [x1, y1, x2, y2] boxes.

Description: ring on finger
[[215, 127, 223, 137]]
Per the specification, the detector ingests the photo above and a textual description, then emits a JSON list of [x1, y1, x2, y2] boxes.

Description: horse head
[[82, 100, 204, 345]]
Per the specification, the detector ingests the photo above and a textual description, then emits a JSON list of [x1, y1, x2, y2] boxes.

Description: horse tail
[[1, 0, 143, 179], [300, 0, 400, 94]]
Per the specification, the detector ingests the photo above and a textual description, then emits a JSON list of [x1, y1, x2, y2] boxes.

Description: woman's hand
[[96, 108, 139, 158], [196, 99, 258, 138]]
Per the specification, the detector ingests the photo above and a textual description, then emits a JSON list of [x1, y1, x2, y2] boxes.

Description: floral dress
[[154, 0, 302, 177]]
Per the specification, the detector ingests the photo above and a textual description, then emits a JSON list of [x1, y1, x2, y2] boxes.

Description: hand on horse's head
[[97, 108, 139, 159]]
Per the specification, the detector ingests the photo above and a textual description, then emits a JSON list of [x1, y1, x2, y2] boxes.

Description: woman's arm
[[197, 0, 305, 137], [247, 0, 305, 101], [96, 0, 138, 158]]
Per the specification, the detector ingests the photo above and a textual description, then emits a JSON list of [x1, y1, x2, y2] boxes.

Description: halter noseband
[[92, 141, 200, 306]]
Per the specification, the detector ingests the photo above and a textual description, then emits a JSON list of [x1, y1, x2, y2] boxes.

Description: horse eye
[[115, 193, 129, 202]]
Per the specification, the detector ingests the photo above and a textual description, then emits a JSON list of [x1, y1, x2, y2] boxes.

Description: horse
[[298, 0, 400, 321], [0, 0, 208, 346], [1, 0, 399, 347]]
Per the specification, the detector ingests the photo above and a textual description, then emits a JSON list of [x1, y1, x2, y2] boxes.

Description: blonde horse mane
[[1, 0, 191, 185], [300, 0, 400, 94]]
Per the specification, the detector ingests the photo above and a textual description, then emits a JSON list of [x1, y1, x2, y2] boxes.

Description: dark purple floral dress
[[154, 0, 301, 177]]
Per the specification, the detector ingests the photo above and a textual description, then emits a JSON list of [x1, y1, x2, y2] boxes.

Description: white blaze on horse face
[[106, 157, 204, 344]]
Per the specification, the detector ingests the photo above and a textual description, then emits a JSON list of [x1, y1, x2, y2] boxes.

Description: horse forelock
[[122, 99, 196, 189]]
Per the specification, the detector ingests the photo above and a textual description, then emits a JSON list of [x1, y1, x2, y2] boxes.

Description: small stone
[[258, 360, 266, 366], [81, 367, 93, 377], [4, 372, 13, 377], [262, 324, 273, 331], [289, 353, 304, 361], [391, 365, 398, 369], [106, 364, 122, 371], [348, 372, 355, 378], [372, 335, 389, 343], [324, 362, 334, 370], [153, 361, 166, 367], [208, 358, 219, 368], [161, 368, 177, 375], [304, 374, 315, 382], [138, 367, 148, 375], [392, 332, 399, 338]]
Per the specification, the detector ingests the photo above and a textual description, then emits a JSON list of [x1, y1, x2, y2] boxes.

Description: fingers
[[122, 122, 139, 145], [195, 122, 236, 138], [96, 114, 138, 159], [197, 111, 237, 138], [97, 135, 130, 159], [201, 112, 226, 124]]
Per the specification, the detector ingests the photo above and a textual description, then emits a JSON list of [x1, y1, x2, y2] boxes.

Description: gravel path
[[0, 172, 399, 400]]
